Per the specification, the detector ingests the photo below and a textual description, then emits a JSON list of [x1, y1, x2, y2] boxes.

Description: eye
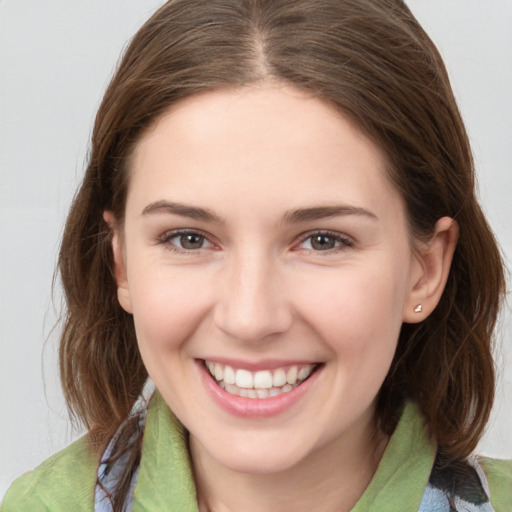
[[159, 230, 214, 251], [297, 231, 353, 252]]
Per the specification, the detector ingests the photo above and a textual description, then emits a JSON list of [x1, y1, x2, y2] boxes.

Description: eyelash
[[295, 230, 354, 253], [156, 229, 215, 254], [156, 229, 354, 254]]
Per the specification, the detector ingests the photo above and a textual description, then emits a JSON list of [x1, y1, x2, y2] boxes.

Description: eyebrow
[[141, 200, 225, 223], [141, 200, 377, 224], [282, 205, 378, 223]]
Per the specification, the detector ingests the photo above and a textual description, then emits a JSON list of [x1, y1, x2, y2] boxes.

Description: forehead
[[127, 85, 403, 222]]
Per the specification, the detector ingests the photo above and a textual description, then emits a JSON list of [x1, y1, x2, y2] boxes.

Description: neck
[[189, 417, 388, 512]]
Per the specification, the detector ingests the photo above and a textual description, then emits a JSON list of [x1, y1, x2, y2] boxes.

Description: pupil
[[181, 234, 203, 249], [312, 235, 334, 250]]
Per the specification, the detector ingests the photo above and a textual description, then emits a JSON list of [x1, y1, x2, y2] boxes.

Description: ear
[[403, 217, 459, 323], [103, 210, 133, 314]]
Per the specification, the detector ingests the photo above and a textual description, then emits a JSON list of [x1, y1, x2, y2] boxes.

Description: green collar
[[132, 393, 435, 511], [133, 392, 199, 511], [351, 402, 435, 511]]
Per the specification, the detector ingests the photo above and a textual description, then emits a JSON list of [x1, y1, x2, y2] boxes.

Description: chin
[[195, 431, 317, 476], [217, 451, 303, 476]]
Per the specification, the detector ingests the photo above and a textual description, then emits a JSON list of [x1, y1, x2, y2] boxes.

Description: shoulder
[[478, 456, 512, 512], [1, 435, 99, 512]]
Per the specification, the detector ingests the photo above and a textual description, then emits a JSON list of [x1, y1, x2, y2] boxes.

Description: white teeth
[[272, 368, 287, 387], [298, 365, 313, 381], [224, 383, 238, 395], [224, 365, 236, 385], [204, 360, 318, 399], [236, 369, 253, 389], [254, 370, 273, 389], [286, 366, 298, 384], [256, 388, 269, 399]]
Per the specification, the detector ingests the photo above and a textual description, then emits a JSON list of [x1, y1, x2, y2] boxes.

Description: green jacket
[[2, 393, 511, 511]]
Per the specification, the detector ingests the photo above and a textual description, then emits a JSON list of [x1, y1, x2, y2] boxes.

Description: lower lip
[[198, 361, 322, 418]]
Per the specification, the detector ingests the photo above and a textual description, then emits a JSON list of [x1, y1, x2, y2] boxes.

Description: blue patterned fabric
[[95, 441, 139, 512], [418, 456, 495, 512], [95, 412, 145, 512]]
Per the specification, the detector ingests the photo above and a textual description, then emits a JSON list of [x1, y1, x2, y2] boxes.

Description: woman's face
[[113, 85, 424, 474]]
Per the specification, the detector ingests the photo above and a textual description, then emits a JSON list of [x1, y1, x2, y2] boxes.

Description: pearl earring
[[414, 304, 423, 313]]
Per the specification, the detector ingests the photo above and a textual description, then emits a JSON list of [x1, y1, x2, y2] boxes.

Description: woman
[[2, 0, 510, 511]]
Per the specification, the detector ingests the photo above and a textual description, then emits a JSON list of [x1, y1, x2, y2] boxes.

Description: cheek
[[296, 262, 408, 364], [127, 266, 212, 355]]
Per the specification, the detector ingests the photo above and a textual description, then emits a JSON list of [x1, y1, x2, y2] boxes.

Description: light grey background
[[1, 0, 511, 498]]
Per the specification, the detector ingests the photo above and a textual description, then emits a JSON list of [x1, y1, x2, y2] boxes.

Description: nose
[[213, 250, 293, 343]]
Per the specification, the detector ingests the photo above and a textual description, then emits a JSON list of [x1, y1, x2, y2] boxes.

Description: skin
[[106, 84, 458, 511]]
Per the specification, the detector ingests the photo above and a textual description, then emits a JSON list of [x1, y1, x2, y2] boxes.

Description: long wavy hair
[[58, 0, 505, 508]]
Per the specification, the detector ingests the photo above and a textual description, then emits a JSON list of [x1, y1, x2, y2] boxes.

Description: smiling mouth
[[203, 360, 320, 399]]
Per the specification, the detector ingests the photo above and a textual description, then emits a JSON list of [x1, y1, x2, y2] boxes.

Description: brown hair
[[59, 0, 504, 501]]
